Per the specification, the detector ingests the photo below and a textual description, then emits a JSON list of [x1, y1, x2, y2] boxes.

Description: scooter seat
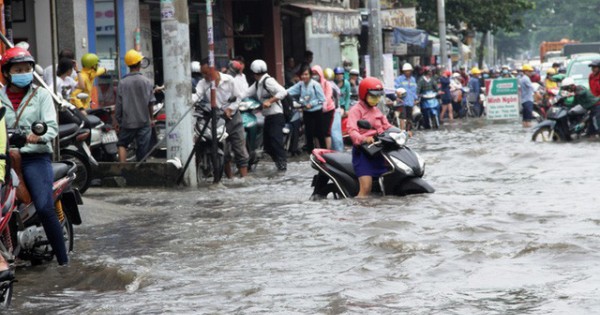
[[323, 152, 356, 178], [59, 123, 80, 139], [85, 114, 103, 128], [52, 162, 71, 181]]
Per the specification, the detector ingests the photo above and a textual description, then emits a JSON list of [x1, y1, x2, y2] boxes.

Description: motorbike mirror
[[357, 120, 373, 130], [31, 121, 48, 136], [77, 93, 90, 100], [141, 57, 151, 69]]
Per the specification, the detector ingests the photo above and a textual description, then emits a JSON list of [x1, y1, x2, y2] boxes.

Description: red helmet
[[1, 47, 35, 72], [358, 77, 384, 101], [229, 60, 243, 73]]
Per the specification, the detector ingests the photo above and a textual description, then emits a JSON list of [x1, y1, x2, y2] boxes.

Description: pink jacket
[[347, 100, 392, 146], [311, 65, 336, 112]]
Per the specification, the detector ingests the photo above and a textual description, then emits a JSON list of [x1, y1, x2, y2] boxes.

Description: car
[[565, 54, 600, 89]]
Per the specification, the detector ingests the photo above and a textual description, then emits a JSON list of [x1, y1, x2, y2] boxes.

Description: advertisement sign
[[486, 78, 520, 120], [380, 8, 417, 29]]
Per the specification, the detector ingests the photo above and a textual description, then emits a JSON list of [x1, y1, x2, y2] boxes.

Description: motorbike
[[531, 97, 590, 142], [283, 100, 304, 155], [420, 91, 440, 129], [309, 120, 434, 199], [0, 119, 83, 308], [193, 100, 229, 183], [86, 105, 119, 162], [239, 98, 264, 170], [57, 95, 98, 194]]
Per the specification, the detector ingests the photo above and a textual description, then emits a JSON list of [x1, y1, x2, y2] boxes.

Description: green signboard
[[486, 78, 520, 120]]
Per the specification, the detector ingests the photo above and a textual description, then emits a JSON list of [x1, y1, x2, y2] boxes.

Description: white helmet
[[191, 61, 201, 73], [561, 77, 575, 86], [250, 59, 267, 74], [402, 63, 413, 71], [396, 87, 407, 97]]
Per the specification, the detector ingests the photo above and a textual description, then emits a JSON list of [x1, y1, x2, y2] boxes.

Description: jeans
[[117, 126, 152, 161], [21, 154, 68, 265], [263, 113, 287, 169], [224, 111, 249, 167]]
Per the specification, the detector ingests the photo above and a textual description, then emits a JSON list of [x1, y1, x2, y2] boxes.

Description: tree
[[417, 0, 535, 66]]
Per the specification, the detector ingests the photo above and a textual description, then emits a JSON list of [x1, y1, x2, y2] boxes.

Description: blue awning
[[393, 28, 428, 48]]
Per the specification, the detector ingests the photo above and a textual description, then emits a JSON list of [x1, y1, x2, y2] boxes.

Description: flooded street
[[9, 120, 600, 314]]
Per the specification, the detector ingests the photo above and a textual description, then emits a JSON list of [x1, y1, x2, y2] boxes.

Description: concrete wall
[[13, 0, 37, 58], [57, 0, 89, 67], [305, 16, 342, 69], [33, 0, 51, 67]]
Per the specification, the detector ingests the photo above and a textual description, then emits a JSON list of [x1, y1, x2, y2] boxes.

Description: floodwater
[[8, 120, 600, 314]]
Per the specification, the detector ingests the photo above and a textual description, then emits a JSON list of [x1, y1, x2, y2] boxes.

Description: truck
[[539, 39, 578, 62], [562, 42, 600, 59]]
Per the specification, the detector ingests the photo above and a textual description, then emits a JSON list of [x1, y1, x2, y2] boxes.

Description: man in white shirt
[[195, 60, 249, 178], [242, 59, 288, 171], [43, 48, 78, 87]]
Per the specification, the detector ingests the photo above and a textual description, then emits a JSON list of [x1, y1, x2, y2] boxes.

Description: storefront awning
[[393, 27, 428, 48], [285, 3, 362, 35]]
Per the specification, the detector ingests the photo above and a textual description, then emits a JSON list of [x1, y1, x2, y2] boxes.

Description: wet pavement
[[8, 119, 600, 314]]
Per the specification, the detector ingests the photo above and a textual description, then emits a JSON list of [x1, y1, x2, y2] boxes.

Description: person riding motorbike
[[0, 47, 68, 267], [561, 77, 600, 135], [71, 53, 106, 111], [588, 60, 600, 97], [347, 77, 392, 198]]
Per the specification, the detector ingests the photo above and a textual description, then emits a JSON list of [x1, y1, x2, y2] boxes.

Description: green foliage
[[417, 0, 534, 34], [496, 0, 600, 59]]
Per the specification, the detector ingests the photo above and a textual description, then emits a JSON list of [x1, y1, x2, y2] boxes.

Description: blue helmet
[[333, 67, 344, 75]]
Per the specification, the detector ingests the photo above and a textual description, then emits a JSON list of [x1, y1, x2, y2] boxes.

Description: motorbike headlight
[[238, 103, 249, 111], [389, 132, 407, 146], [390, 156, 414, 176], [414, 151, 425, 173]]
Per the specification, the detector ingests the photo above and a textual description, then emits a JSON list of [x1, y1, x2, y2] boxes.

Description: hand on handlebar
[[26, 134, 43, 144], [363, 136, 375, 144]]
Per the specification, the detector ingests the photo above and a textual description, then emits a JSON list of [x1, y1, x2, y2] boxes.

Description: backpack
[[262, 77, 294, 122]]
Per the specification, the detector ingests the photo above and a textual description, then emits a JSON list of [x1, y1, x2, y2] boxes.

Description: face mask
[[344, 66, 351, 71], [366, 95, 381, 106], [11, 72, 34, 88], [312, 75, 320, 82]]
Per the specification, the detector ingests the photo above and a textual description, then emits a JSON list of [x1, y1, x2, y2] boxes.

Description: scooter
[[239, 98, 263, 170], [420, 91, 440, 129], [531, 96, 590, 142], [57, 95, 98, 194], [310, 120, 434, 199], [0, 119, 83, 307], [283, 100, 304, 155], [193, 100, 229, 183]]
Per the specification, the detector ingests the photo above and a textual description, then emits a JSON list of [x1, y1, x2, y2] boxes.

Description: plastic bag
[[331, 109, 344, 152]]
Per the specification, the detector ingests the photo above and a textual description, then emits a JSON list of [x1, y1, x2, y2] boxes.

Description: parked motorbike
[[239, 98, 263, 170], [57, 95, 97, 194], [0, 119, 83, 308], [193, 100, 229, 183], [420, 91, 440, 129], [531, 97, 590, 142], [283, 100, 304, 155], [86, 105, 119, 162], [310, 120, 434, 199]]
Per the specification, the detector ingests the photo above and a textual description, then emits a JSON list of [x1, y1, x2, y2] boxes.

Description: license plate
[[102, 130, 118, 144]]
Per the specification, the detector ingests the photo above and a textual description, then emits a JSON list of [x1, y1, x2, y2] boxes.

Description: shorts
[[352, 146, 388, 178], [522, 101, 534, 121], [401, 106, 413, 120], [323, 109, 335, 137], [117, 126, 152, 161]]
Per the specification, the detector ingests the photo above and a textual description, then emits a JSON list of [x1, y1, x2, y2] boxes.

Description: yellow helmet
[[471, 67, 481, 75], [323, 68, 335, 81], [124, 49, 144, 67], [522, 64, 534, 72], [546, 68, 557, 75]]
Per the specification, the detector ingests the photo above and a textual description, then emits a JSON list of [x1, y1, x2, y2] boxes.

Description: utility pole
[[206, 0, 220, 184], [160, 0, 195, 186], [368, 0, 383, 79], [437, 0, 448, 70]]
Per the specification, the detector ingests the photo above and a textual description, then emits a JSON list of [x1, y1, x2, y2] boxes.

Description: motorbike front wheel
[[60, 149, 92, 194], [531, 126, 561, 142], [196, 148, 224, 184], [0, 281, 13, 309]]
